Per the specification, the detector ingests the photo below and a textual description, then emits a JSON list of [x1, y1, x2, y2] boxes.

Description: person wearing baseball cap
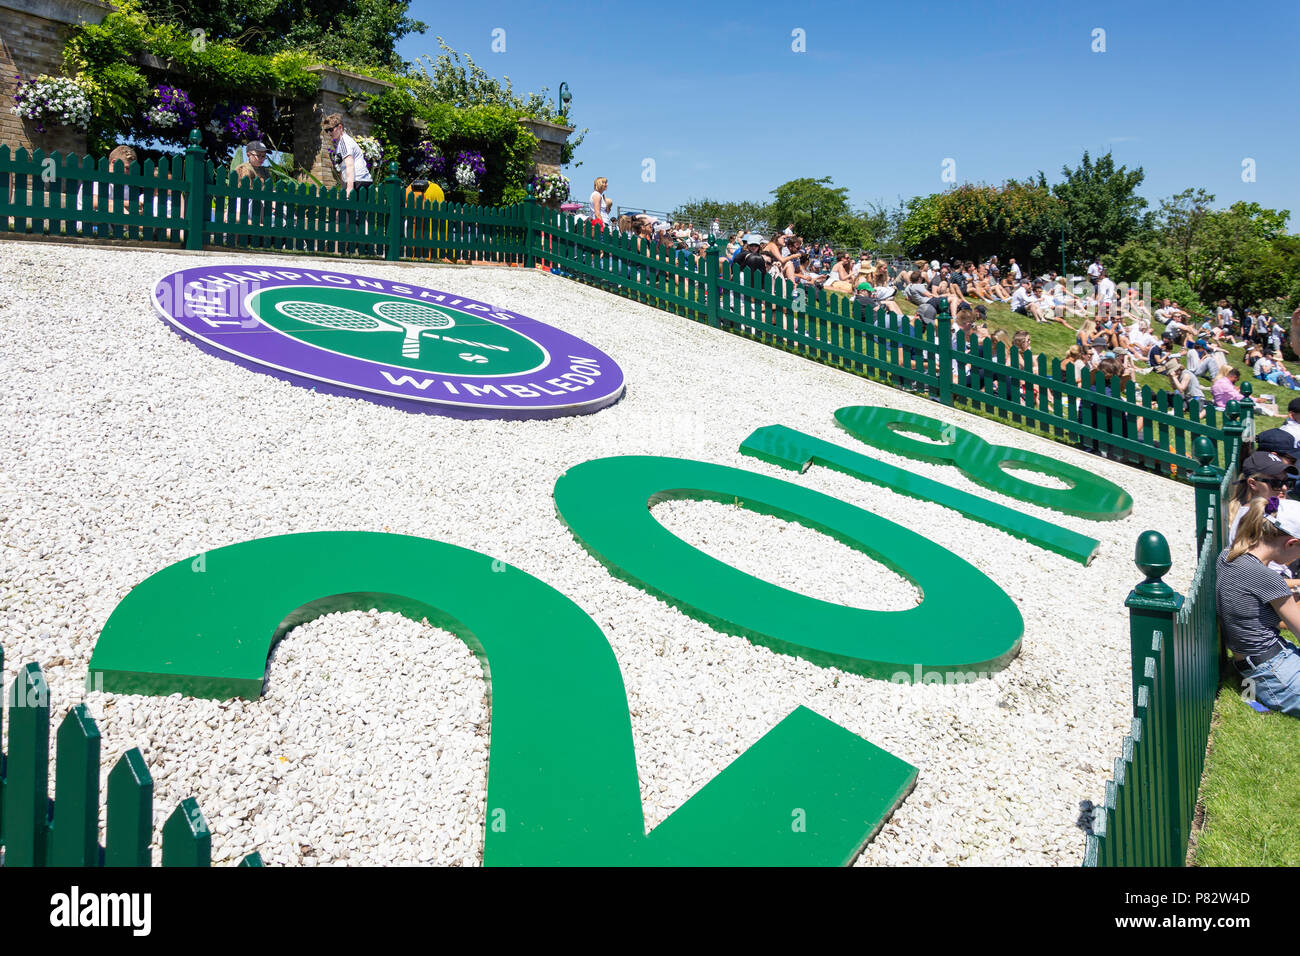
[[1256, 427, 1300, 462], [234, 140, 272, 183], [1217, 495, 1300, 716], [1228, 451, 1300, 545], [1279, 396, 1300, 447]]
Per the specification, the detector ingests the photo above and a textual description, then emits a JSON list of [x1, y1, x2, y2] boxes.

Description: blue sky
[[398, 0, 1299, 226]]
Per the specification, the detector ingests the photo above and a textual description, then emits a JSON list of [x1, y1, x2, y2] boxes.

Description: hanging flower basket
[[530, 172, 571, 209], [10, 74, 92, 134], [145, 84, 197, 137]]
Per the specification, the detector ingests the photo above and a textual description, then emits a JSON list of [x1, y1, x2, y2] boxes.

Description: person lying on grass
[[1217, 496, 1300, 717], [1253, 352, 1300, 390]]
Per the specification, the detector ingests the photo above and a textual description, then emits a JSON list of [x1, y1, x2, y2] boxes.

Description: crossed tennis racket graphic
[[274, 300, 456, 359]]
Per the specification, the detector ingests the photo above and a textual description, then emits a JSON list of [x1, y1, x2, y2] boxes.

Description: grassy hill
[[886, 291, 1287, 434]]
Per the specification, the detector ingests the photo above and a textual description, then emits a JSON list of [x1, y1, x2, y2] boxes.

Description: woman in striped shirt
[[1216, 497, 1300, 716]]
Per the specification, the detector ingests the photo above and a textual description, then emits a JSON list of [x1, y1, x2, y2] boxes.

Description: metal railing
[[1083, 428, 1244, 867]]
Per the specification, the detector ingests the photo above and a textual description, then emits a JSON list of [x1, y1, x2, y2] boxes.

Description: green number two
[[88, 531, 916, 866]]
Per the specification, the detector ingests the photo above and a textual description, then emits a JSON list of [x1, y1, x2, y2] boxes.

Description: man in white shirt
[[324, 112, 373, 253], [1127, 321, 1159, 358], [1009, 279, 1044, 321], [1008, 258, 1022, 281], [1280, 398, 1300, 447], [1087, 257, 1103, 292], [1095, 268, 1118, 318]]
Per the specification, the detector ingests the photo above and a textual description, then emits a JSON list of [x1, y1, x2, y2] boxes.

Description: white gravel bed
[[0, 241, 1198, 866]]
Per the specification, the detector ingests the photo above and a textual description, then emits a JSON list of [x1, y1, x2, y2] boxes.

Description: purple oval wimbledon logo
[[153, 266, 626, 419]]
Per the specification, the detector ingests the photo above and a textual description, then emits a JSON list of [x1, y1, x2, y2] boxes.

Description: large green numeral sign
[[835, 406, 1133, 520], [739, 424, 1100, 565], [87, 532, 917, 865], [554, 456, 1022, 680]]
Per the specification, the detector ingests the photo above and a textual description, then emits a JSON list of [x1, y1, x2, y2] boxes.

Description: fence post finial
[[1133, 530, 1175, 600], [1189, 436, 1225, 553]]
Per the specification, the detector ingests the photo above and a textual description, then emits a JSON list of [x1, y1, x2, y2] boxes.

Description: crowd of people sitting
[[579, 205, 1296, 423]]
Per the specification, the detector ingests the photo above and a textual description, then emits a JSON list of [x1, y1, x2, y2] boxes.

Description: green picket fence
[[1, 134, 1232, 472], [526, 211, 1232, 477], [1083, 429, 1244, 867], [0, 647, 262, 867]]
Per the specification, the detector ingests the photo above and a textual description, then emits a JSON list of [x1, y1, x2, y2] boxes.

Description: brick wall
[[0, 1, 114, 156], [516, 117, 573, 182]]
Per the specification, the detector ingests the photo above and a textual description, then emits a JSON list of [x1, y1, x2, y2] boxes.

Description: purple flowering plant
[[529, 172, 570, 203], [412, 140, 445, 179], [207, 103, 262, 144], [452, 149, 486, 188], [146, 84, 197, 133]]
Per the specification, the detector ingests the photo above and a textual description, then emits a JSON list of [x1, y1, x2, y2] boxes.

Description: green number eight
[[835, 406, 1133, 520]]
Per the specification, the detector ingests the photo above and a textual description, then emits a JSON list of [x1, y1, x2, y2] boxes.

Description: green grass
[[892, 292, 1280, 412], [1192, 676, 1300, 866]]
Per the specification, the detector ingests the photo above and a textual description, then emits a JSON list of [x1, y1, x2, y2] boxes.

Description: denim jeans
[[1240, 643, 1300, 716]]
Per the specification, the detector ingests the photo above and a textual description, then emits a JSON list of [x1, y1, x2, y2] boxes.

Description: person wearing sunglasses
[[1227, 451, 1299, 550], [1218, 496, 1300, 716], [323, 113, 373, 253]]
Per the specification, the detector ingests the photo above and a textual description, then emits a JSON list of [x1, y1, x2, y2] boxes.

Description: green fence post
[[384, 161, 401, 262], [524, 184, 537, 269], [50, 704, 102, 866], [705, 236, 721, 328], [1189, 436, 1224, 556], [4, 662, 50, 866], [1223, 402, 1245, 472], [1239, 381, 1255, 442], [183, 129, 206, 252], [1125, 530, 1185, 865], [936, 309, 952, 407], [105, 749, 153, 867], [161, 797, 211, 867]]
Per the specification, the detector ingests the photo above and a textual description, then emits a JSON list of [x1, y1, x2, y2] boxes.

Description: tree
[[1154, 190, 1291, 310], [134, 0, 426, 69], [409, 38, 584, 165], [897, 181, 1063, 266], [767, 177, 863, 246], [1051, 151, 1147, 270], [851, 201, 905, 255], [1108, 189, 1293, 317], [670, 198, 772, 233]]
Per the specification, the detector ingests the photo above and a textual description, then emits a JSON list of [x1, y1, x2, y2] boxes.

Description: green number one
[[554, 456, 1023, 680], [88, 532, 916, 866], [739, 423, 1100, 565]]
